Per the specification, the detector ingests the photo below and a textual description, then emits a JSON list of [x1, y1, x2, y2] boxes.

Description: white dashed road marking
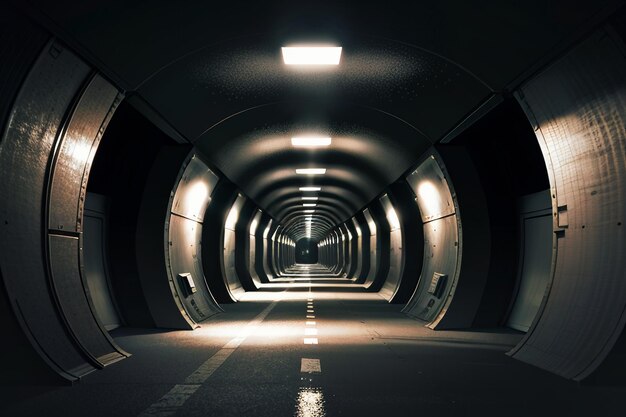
[[300, 358, 322, 373], [137, 301, 278, 417]]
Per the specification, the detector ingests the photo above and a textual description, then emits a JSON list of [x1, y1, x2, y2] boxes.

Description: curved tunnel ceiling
[[22, 0, 622, 242]]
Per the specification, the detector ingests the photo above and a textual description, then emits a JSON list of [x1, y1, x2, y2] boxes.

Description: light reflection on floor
[[294, 387, 326, 417]]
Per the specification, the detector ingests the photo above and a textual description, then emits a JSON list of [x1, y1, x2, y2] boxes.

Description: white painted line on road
[[300, 358, 322, 373], [137, 384, 201, 417], [304, 328, 318, 336], [137, 301, 279, 417], [303, 338, 318, 345]]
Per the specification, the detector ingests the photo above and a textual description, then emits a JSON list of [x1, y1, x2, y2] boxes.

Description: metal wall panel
[[261, 219, 274, 280], [363, 209, 378, 287], [406, 156, 455, 223], [170, 155, 218, 222], [48, 75, 120, 233], [167, 214, 221, 322], [48, 235, 123, 364], [248, 235, 261, 286], [403, 216, 459, 322], [403, 153, 461, 326], [84, 194, 121, 331], [0, 40, 127, 382], [507, 213, 552, 331], [379, 195, 404, 300], [223, 228, 244, 299], [379, 229, 403, 301], [136, 146, 198, 329], [509, 29, 626, 380]]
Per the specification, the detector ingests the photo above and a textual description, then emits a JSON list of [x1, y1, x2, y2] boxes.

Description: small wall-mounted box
[[178, 273, 197, 296], [428, 272, 447, 298]]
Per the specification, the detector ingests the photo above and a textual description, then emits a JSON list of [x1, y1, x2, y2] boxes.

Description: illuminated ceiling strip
[[291, 137, 332, 147], [296, 168, 326, 175], [282, 46, 342, 65]]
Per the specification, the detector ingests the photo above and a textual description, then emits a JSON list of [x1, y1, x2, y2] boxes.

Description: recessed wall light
[[296, 168, 326, 175], [300, 187, 321, 191], [291, 137, 332, 147], [282, 46, 342, 65]]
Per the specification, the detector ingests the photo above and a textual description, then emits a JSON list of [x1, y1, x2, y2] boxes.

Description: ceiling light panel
[[303, 203, 317, 207], [300, 187, 321, 191], [282, 46, 342, 65], [291, 137, 332, 147], [296, 168, 326, 175], [302, 196, 318, 200]]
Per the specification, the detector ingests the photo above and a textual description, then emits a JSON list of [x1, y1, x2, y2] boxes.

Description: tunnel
[[1, 1, 625, 416]]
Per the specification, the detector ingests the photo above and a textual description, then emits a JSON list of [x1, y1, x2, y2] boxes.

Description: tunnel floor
[[2, 287, 624, 417]]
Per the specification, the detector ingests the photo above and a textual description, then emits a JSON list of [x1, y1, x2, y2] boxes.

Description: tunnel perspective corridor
[[1, 1, 626, 416]]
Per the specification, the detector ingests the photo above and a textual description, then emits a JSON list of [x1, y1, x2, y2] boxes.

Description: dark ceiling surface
[[17, 0, 623, 240]]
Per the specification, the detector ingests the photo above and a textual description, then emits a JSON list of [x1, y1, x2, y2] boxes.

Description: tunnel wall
[[509, 28, 626, 380], [234, 199, 258, 291], [387, 181, 424, 304], [201, 179, 238, 303], [166, 154, 222, 323], [135, 146, 194, 329], [346, 218, 361, 279], [361, 208, 379, 287], [256, 215, 272, 283], [248, 210, 263, 286], [84, 193, 122, 331], [403, 149, 491, 329], [354, 213, 371, 283], [261, 218, 274, 280], [402, 153, 461, 325], [378, 194, 404, 301], [222, 194, 247, 300], [367, 198, 391, 292], [0, 38, 129, 382], [341, 224, 352, 275]]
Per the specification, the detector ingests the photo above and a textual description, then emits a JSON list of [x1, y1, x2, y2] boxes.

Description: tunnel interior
[[1, 1, 626, 416]]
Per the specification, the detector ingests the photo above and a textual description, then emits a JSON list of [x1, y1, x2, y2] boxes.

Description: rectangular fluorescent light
[[291, 137, 332, 147], [303, 203, 316, 207], [300, 187, 321, 191], [282, 46, 342, 65], [296, 168, 326, 175], [302, 196, 318, 200], [304, 210, 315, 213]]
